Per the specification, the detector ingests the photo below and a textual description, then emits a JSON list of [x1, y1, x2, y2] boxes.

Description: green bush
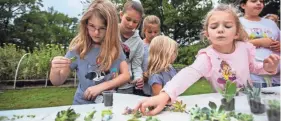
[[0, 43, 67, 80], [0, 43, 25, 80], [19, 44, 66, 79], [175, 41, 208, 66]]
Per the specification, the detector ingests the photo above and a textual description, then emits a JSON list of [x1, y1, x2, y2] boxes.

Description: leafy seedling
[[84, 110, 96, 121], [123, 107, 134, 115], [127, 117, 141, 121], [0, 116, 9, 121], [218, 80, 237, 103], [146, 116, 160, 121], [101, 109, 113, 121], [27, 115, 36, 118], [55, 107, 80, 121], [70, 56, 77, 62], [165, 100, 187, 113]]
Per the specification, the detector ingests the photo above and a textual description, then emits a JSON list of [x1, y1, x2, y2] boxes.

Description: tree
[[141, 0, 213, 45], [12, 7, 78, 51], [219, 0, 280, 17], [0, 0, 43, 45]]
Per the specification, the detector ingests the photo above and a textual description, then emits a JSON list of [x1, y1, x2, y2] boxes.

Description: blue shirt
[[65, 47, 125, 104], [143, 66, 177, 96], [142, 43, 149, 72]]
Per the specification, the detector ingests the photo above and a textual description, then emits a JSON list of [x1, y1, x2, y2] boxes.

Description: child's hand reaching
[[263, 54, 280, 73], [134, 92, 170, 116], [269, 41, 280, 52]]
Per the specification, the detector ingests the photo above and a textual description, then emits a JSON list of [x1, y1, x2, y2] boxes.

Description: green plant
[[218, 80, 237, 102], [70, 56, 77, 62], [165, 100, 187, 113], [268, 100, 280, 110], [189, 101, 229, 121], [101, 109, 113, 121], [243, 80, 261, 100], [55, 107, 80, 121], [133, 110, 142, 118], [127, 117, 141, 121], [234, 113, 253, 121], [84, 110, 96, 121], [0, 116, 9, 121], [146, 116, 160, 121]]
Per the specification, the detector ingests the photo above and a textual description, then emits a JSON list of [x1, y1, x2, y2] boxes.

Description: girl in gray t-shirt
[[49, 0, 130, 105], [143, 36, 178, 96]]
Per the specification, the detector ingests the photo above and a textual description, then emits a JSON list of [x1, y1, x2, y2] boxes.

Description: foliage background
[[0, 0, 279, 80]]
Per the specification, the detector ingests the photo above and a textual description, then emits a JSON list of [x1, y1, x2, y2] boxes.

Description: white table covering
[[0, 87, 279, 121]]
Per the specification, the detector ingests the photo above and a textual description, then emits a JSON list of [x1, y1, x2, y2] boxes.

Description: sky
[[41, 0, 84, 18], [41, 0, 219, 18]]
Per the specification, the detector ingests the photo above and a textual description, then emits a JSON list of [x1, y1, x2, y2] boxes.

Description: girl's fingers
[[51, 64, 70, 68], [270, 54, 280, 62], [52, 59, 71, 64], [142, 102, 163, 116], [84, 90, 90, 100], [264, 58, 274, 65]]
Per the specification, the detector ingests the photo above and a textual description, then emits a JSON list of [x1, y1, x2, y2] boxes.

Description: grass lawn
[[0, 87, 76, 110], [0, 79, 213, 110]]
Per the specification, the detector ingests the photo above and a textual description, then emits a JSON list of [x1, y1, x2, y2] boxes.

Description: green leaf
[[208, 101, 217, 110], [218, 105, 225, 113], [84, 110, 96, 121], [227, 82, 237, 95]]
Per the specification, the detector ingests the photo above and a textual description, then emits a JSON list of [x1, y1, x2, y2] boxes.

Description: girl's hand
[[51, 56, 71, 73], [270, 41, 280, 52], [135, 78, 144, 89], [134, 92, 170, 116], [263, 54, 280, 73], [84, 85, 103, 101], [260, 38, 274, 48]]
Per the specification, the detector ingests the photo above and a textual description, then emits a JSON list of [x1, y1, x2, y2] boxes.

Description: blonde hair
[[69, 0, 120, 71], [202, 4, 248, 42], [141, 15, 161, 38], [143, 36, 178, 82]]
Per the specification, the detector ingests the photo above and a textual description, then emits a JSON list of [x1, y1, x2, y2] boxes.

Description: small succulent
[[189, 101, 229, 121], [268, 99, 280, 110], [0, 116, 9, 121], [123, 107, 134, 115], [234, 113, 253, 121], [127, 117, 141, 121], [218, 80, 237, 103], [243, 80, 261, 100], [70, 56, 77, 62], [133, 110, 142, 118], [166, 100, 187, 113], [146, 116, 160, 121], [55, 107, 80, 121], [84, 110, 96, 121], [101, 109, 113, 121], [27, 115, 36, 118]]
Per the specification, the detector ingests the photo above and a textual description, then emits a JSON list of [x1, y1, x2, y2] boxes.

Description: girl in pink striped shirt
[[134, 4, 280, 116]]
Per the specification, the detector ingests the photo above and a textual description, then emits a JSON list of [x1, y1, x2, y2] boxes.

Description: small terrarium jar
[[264, 99, 280, 121], [102, 90, 114, 107], [221, 94, 235, 111], [247, 96, 265, 114]]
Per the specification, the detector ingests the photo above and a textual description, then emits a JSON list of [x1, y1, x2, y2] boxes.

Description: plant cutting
[[101, 109, 113, 121], [164, 100, 187, 113], [218, 80, 237, 111], [228, 111, 253, 121], [84, 110, 96, 121], [266, 99, 280, 121], [189, 101, 229, 121], [242, 80, 265, 114], [145, 116, 160, 121], [55, 107, 80, 121]]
